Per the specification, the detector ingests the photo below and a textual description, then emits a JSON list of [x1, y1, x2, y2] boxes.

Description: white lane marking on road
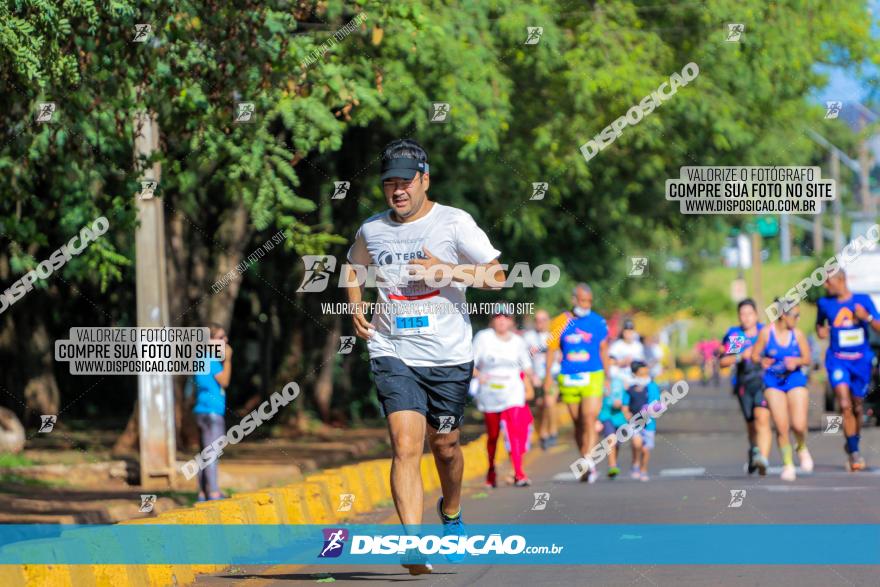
[[766, 466, 880, 476], [552, 472, 578, 481], [658, 467, 706, 477], [557, 467, 879, 482], [760, 485, 876, 492]]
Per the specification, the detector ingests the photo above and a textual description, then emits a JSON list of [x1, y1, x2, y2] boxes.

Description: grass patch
[[0, 473, 68, 490], [0, 453, 35, 468]]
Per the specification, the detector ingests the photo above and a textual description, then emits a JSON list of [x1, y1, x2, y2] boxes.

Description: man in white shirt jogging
[[345, 139, 505, 574]]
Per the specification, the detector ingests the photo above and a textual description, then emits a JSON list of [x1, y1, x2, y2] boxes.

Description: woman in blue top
[[751, 300, 812, 482], [192, 323, 232, 501], [718, 298, 770, 476]]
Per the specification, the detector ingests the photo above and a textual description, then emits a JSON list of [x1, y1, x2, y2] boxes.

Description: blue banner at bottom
[[0, 524, 878, 565]]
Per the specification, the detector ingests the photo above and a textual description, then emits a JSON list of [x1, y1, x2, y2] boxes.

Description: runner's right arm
[[815, 299, 829, 339], [718, 329, 737, 368]]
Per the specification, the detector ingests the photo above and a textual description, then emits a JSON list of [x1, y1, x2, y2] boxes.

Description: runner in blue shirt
[[718, 298, 770, 476], [816, 270, 880, 471], [752, 300, 812, 482], [544, 283, 610, 484]]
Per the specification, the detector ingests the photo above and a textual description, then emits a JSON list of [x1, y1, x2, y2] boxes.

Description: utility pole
[[830, 149, 844, 252], [780, 215, 791, 263], [133, 109, 176, 489], [858, 136, 874, 216], [750, 232, 763, 312]]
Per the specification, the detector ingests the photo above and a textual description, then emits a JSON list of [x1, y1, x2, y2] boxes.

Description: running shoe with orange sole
[[848, 451, 866, 472]]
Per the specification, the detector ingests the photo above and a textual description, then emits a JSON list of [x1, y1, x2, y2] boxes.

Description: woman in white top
[[609, 319, 645, 385], [472, 306, 535, 487]]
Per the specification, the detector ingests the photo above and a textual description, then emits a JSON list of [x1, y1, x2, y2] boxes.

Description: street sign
[[744, 217, 778, 237]]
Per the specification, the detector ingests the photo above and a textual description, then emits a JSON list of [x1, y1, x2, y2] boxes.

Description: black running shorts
[[735, 362, 767, 422], [370, 356, 473, 432]]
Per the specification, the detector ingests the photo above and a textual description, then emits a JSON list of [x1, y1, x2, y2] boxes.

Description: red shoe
[[485, 468, 497, 488]]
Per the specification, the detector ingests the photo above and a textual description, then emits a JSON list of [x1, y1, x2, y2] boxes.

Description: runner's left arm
[[601, 338, 611, 389], [854, 296, 880, 333], [751, 327, 769, 365], [518, 339, 535, 400], [345, 231, 374, 340]]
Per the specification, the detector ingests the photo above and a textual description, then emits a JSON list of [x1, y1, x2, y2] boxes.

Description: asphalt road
[[197, 383, 880, 586]]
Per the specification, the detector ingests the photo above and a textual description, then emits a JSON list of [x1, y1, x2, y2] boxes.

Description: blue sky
[[812, 0, 879, 104]]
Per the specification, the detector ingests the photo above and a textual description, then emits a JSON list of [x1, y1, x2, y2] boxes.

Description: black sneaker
[[747, 447, 758, 475]]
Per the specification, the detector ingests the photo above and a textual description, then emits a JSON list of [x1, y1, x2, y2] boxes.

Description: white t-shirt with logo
[[472, 328, 532, 413], [347, 203, 501, 367]]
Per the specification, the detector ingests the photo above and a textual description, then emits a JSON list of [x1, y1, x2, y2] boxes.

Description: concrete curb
[[1, 429, 518, 587]]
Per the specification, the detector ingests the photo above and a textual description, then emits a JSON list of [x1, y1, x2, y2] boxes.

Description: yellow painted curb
[[6, 429, 512, 586], [0, 565, 27, 587], [303, 474, 351, 521], [336, 465, 374, 513]]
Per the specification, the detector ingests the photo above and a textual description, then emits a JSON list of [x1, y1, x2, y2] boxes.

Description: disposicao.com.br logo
[[318, 530, 563, 557]]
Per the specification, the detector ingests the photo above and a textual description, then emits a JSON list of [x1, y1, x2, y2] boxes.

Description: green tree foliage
[[0, 0, 875, 425]]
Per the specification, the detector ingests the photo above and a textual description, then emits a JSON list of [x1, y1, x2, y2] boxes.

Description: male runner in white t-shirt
[[345, 139, 505, 574]]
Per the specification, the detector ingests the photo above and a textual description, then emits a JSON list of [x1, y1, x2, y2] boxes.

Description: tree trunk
[[205, 199, 252, 331], [275, 292, 308, 432], [314, 315, 341, 422], [112, 399, 139, 455], [17, 310, 61, 426]]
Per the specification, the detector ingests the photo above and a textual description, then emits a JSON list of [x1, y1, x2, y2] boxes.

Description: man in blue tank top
[[817, 270, 880, 471]]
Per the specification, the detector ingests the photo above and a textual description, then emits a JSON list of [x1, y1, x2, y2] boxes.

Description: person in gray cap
[[345, 138, 506, 574]]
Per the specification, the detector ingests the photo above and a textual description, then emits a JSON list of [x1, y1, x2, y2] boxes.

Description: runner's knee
[[430, 435, 459, 462], [392, 438, 423, 461]]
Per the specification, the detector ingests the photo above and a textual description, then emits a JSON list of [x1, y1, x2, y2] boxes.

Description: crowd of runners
[[721, 271, 880, 481], [345, 138, 880, 574], [470, 289, 668, 486]]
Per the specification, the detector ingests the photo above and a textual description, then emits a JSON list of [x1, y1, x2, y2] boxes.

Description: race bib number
[[838, 328, 865, 348], [560, 372, 590, 387], [391, 315, 435, 336]]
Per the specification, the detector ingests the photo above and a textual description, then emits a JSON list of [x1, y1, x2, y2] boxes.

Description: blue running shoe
[[400, 549, 433, 575], [437, 496, 467, 563]]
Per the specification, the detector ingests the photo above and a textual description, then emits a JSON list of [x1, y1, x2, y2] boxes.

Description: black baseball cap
[[381, 157, 429, 181], [630, 360, 648, 373], [622, 319, 636, 330]]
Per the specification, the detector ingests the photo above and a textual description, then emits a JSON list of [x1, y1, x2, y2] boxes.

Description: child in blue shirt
[[627, 361, 661, 481], [597, 372, 630, 479], [190, 324, 232, 501]]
